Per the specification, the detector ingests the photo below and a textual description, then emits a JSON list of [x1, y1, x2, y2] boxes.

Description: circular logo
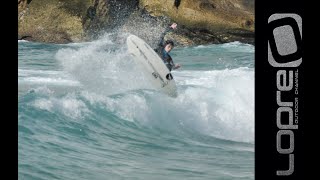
[[166, 73, 173, 80]]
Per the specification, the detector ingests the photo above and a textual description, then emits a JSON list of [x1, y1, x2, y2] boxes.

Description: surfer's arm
[[157, 23, 177, 48], [169, 56, 181, 70], [173, 63, 181, 70], [157, 27, 171, 48]]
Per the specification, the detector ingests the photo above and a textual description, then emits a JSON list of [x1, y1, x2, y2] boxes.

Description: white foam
[[60, 94, 90, 119], [31, 93, 90, 120], [18, 40, 29, 43], [18, 69, 61, 76], [172, 68, 254, 143], [22, 77, 80, 86], [51, 34, 254, 143], [79, 91, 149, 123], [18, 69, 81, 86], [32, 98, 54, 111], [55, 35, 153, 96], [30, 86, 55, 95], [221, 41, 254, 53], [75, 68, 254, 143]]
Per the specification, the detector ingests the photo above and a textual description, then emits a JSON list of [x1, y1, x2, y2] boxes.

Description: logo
[[166, 73, 173, 80], [268, 13, 302, 176], [268, 14, 302, 67]]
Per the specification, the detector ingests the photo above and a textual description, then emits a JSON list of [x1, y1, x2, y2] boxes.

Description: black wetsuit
[[155, 27, 176, 71]]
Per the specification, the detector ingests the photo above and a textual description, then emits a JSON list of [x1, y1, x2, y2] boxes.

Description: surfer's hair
[[165, 40, 174, 47]]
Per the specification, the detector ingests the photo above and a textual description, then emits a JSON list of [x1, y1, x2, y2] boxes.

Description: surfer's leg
[[166, 64, 173, 71]]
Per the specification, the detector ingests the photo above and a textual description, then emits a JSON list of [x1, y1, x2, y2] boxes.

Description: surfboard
[[126, 34, 178, 97]]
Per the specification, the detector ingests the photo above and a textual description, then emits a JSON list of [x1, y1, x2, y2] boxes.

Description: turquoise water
[[18, 34, 254, 180]]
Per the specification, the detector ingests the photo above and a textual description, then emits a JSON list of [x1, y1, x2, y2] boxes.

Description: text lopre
[[268, 13, 302, 176]]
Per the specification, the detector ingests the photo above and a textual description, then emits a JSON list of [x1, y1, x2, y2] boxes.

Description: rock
[[17, 0, 254, 45], [18, 0, 92, 43], [139, 0, 254, 45]]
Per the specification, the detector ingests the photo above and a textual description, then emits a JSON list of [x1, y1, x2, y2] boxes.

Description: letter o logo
[[268, 14, 302, 67]]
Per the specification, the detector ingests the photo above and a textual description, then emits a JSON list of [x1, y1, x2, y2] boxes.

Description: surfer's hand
[[170, 23, 177, 29], [174, 64, 181, 69]]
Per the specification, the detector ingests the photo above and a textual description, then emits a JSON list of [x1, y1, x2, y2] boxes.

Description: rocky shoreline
[[18, 0, 254, 46]]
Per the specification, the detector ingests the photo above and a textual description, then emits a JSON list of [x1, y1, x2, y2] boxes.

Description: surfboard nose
[[127, 35, 140, 55]]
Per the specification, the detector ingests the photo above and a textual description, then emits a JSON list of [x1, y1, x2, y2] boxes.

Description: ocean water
[[18, 34, 254, 180]]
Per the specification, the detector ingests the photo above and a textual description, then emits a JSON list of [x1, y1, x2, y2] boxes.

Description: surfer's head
[[164, 40, 174, 52]]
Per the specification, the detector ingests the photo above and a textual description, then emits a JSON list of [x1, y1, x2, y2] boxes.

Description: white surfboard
[[126, 34, 177, 97]]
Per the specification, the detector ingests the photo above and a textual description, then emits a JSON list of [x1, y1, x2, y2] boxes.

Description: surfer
[[155, 23, 181, 71]]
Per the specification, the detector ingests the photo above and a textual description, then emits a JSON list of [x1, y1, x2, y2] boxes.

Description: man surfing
[[155, 23, 181, 71]]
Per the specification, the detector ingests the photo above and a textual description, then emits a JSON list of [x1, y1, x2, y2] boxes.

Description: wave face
[[18, 35, 254, 180]]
